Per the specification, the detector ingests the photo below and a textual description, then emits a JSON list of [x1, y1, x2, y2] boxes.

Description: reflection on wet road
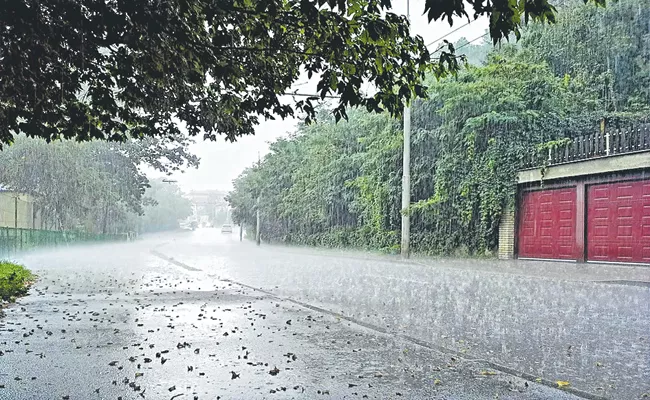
[[0, 229, 647, 399], [161, 229, 650, 399]]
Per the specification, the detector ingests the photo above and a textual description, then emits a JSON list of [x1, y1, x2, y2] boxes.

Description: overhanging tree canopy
[[0, 0, 603, 145]]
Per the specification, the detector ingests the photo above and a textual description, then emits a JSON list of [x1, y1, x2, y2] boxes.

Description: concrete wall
[[518, 151, 650, 184], [0, 191, 39, 229], [498, 204, 515, 260]]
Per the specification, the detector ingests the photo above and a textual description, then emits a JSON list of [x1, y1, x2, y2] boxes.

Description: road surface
[[1, 229, 649, 399]]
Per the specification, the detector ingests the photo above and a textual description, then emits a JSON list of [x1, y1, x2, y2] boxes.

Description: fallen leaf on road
[[556, 381, 570, 388], [480, 370, 497, 376]]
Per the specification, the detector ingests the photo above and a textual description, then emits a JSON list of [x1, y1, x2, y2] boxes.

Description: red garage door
[[518, 187, 578, 260], [587, 179, 650, 263]]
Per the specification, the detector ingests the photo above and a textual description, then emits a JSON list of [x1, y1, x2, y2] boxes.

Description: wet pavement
[[1, 229, 648, 399]]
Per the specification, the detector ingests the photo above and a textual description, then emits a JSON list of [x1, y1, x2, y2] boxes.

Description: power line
[[432, 31, 489, 55], [425, 20, 472, 48], [455, 32, 490, 51], [281, 32, 490, 100], [281, 92, 340, 99]]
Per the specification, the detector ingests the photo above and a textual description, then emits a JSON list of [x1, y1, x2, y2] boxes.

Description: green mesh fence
[[0, 227, 129, 258]]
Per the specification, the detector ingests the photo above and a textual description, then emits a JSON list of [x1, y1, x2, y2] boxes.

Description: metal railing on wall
[[0, 227, 129, 258], [525, 124, 650, 168]]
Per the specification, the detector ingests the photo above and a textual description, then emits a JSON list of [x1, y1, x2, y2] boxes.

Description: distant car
[[221, 224, 233, 233]]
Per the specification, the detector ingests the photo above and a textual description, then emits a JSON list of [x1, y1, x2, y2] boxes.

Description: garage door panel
[[559, 227, 573, 238], [518, 187, 578, 260], [592, 187, 609, 199], [539, 192, 553, 201], [540, 229, 553, 238], [591, 245, 608, 259], [587, 179, 650, 264], [539, 245, 553, 257], [615, 184, 635, 199], [642, 225, 650, 236], [617, 225, 633, 237], [643, 246, 650, 261], [617, 246, 634, 260], [558, 245, 575, 258], [592, 226, 608, 238], [617, 205, 633, 216], [591, 207, 609, 219], [559, 191, 574, 201]]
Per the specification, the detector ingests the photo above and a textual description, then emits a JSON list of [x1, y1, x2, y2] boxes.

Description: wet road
[[1, 229, 648, 399]]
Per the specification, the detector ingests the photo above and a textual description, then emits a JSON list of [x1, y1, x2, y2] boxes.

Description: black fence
[[525, 124, 650, 168]]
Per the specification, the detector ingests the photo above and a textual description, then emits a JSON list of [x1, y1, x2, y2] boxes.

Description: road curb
[[150, 249, 202, 271], [151, 249, 610, 400]]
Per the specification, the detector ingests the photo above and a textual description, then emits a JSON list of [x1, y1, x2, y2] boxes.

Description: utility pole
[[256, 197, 261, 246], [256, 152, 261, 246], [14, 195, 18, 229], [400, 0, 411, 259]]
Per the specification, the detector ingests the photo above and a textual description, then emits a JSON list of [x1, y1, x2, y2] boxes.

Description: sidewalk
[[254, 243, 650, 284], [410, 257, 650, 284]]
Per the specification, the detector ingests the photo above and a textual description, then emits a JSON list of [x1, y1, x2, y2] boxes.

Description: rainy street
[[0, 229, 648, 400], [2, 0, 649, 399]]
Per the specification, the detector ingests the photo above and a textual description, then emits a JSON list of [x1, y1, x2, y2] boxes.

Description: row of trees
[[227, 0, 650, 255], [0, 136, 195, 234]]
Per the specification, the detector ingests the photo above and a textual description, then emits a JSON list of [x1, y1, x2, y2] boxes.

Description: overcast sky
[[147, 1, 489, 193]]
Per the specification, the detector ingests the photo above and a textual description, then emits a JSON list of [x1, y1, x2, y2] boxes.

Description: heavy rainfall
[[0, 0, 649, 400]]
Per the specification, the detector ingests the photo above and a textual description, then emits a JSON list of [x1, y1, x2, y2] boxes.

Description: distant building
[[0, 186, 41, 229], [185, 189, 231, 225]]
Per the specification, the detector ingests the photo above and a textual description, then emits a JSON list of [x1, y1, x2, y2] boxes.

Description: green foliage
[[139, 180, 193, 232], [227, 0, 648, 255], [517, 0, 650, 113], [453, 36, 492, 66], [0, 136, 198, 234], [228, 109, 402, 250], [0, 261, 34, 301], [0, 0, 577, 145], [228, 55, 602, 253]]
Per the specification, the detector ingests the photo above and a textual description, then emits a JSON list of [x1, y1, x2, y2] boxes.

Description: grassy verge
[[0, 261, 35, 302]]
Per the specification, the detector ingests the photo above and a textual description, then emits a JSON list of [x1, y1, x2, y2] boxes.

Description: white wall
[[0, 191, 38, 229]]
